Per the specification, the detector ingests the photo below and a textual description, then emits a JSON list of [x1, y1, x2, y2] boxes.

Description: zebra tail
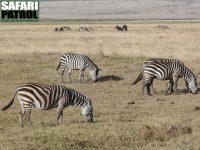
[[132, 72, 143, 85], [56, 61, 61, 71], [1, 88, 18, 111]]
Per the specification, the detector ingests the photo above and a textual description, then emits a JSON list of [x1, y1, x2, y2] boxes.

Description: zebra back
[[61, 53, 98, 71]]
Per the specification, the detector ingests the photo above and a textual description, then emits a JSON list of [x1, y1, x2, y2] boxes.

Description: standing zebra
[[57, 53, 101, 83], [1, 83, 93, 127], [132, 58, 197, 95]]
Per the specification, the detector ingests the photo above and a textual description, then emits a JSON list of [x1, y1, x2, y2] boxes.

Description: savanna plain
[[1, 21, 200, 150]]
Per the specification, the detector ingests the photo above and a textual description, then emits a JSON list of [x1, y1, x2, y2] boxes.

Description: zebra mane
[[82, 55, 98, 70], [68, 88, 90, 107], [182, 66, 196, 81]]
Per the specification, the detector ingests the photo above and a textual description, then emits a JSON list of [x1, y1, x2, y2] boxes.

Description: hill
[[40, 0, 200, 20]]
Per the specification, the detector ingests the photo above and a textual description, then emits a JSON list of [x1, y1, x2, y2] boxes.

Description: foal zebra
[[132, 58, 197, 95], [1, 83, 93, 127], [57, 53, 100, 83]]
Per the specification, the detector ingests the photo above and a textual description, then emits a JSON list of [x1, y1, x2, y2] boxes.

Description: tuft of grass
[[139, 123, 192, 143]]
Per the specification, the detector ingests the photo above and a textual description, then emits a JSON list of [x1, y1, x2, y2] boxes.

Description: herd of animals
[[54, 24, 168, 32], [2, 24, 188, 128]]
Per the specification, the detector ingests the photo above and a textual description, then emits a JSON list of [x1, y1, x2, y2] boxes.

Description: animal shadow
[[97, 75, 124, 82]]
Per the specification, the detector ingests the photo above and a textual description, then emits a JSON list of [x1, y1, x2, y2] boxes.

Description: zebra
[[63, 26, 71, 31], [156, 25, 169, 30], [1, 83, 93, 127], [132, 58, 198, 95], [79, 27, 89, 32], [57, 53, 101, 83], [87, 27, 94, 32]]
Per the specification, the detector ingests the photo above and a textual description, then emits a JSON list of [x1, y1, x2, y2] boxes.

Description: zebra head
[[186, 75, 198, 94], [90, 68, 101, 82], [81, 99, 93, 123]]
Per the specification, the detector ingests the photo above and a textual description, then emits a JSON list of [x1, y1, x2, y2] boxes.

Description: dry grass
[[1, 22, 200, 150], [1, 22, 200, 61]]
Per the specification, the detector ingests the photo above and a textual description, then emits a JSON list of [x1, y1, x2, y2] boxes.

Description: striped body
[[1, 83, 93, 127], [132, 58, 197, 95], [57, 53, 100, 83]]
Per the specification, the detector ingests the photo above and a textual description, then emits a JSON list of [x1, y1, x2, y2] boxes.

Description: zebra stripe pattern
[[1, 83, 93, 127], [57, 53, 100, 83], [132, 58, 197, 95]]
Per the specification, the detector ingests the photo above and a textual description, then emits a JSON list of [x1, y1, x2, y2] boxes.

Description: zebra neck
[[70, 90, 87, 108], [182, 67, 194, 82], [85, 61, 97, 71]]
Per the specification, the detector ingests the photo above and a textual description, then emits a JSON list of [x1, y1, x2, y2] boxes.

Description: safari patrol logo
[[1, 0, 39, 21]]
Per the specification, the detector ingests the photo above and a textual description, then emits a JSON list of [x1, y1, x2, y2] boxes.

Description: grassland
[[0, 22, 200, 150]]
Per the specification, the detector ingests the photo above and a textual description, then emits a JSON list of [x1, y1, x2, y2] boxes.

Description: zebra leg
[[61, 68, 65, 83], [19, 110, 25, 128], [26, 109, 34, 128], [68, 69, 72, 83], [147, 79, 153, 95], [19, 101, 26, 128], [142, 80, 149, 95], [58, 110, 63, 125], [142, 79, 153, 95], [79, 69, 85, 83], [169, 80, 174, 93], [173, 78, 179, 94], [150, 80, 157, 94], [165, 80, 174, 95], [56, 106, 64, 126]]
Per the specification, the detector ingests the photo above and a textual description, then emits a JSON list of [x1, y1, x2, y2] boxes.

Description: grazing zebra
[[1, 83, 93, 127], [156, 25, 169, 30], [57, 53, 100, 83], [87, 27, 94, 32], [79, 27, 89, 32], [63, 26, 71, 31], [132, 58, 197, 95]]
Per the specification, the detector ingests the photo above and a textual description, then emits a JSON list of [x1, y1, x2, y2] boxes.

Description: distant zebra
[[79, 27, 88, 32], [57, 53, 101, 83], [1, 83, 93, 127], [87, 27, 94, 32], [132, 58, 197, 95], [156, 25, 169, 30], [63, 26, 71, 31]]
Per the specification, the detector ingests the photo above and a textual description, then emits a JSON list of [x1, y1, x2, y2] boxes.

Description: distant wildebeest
[[63, 26, 71, 31], [115, 25, 128, 31], [156, 25, 169, 30], [123, 25, 128, 31], [55, 27, 59, 32], [59, 27, 64, 32]]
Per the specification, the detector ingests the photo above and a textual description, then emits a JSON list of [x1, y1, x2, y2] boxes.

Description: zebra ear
[[196, 75, 198, 79]]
